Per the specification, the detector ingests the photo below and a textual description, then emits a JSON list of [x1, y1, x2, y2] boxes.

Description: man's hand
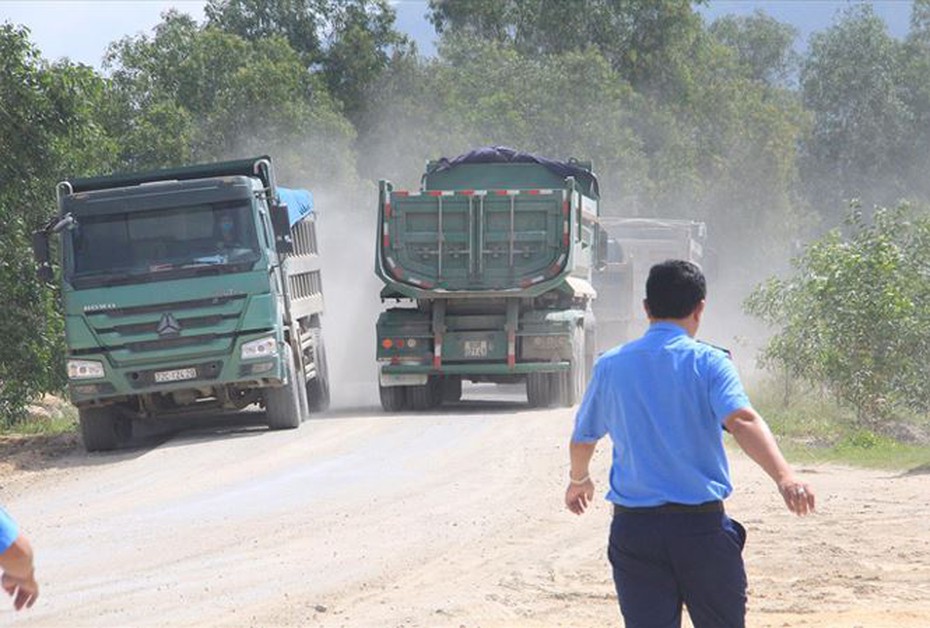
[[2, 572, 38, 610], [777, 478, 816, 516], [565, 478, 595, 515]]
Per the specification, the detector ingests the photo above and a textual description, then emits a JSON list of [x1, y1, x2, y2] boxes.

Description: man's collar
[[647, 321, 690, 336]]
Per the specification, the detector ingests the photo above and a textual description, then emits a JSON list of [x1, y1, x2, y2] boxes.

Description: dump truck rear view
[[374, 147, 599, 410], [32, 156, 329, 451], [592, 217, 706, 352]]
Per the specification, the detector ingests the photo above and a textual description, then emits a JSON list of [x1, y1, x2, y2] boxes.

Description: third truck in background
[[591, 217, 707, 352]]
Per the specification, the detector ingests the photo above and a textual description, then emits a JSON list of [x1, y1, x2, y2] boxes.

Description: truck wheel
[[408, 380, 436, 411], [551, 370, 571, 408], [441, 376, 463, 402], [79, 406, 127, 452], [553, 326, 585, 408], [306, 337, 331, 413], [584, 316, 596, 385], [265, 351, 302, 430], [379, 384, 406, 412], [570, 325, 587, 405], [526, 372, 551, 408]]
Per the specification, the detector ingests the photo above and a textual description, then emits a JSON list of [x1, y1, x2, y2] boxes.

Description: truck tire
[[441, 376, 463, 403], [584, 315, 596, 385], [553, 326, 585, 408], [306, 337, 331, 414], [408, 379, 437, 411], [79, 405, 127, 452], [571, 325, 587, 405], [379, 384, 407, 412], [526, 372, 551, 408], [265, 351, 302, 430], [552, 370, 572, 407]]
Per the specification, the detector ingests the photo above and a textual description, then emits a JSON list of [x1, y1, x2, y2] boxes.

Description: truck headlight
[[241, 336, 278, 360], [67, 359, 105, 380]]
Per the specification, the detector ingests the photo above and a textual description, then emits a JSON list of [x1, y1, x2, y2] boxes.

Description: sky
[[0, 0, 915, 71]]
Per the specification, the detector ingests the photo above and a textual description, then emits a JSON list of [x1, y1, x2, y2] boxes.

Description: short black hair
[[645, 260, 706, 319]]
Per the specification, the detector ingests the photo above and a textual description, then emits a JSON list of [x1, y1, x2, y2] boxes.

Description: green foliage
[[357, 37, 649, 197], [901, 0, 930, 203], [104, 10, 357, 186], [204, 0, 411, 120], [427, 0, 705, 98], [708, 9, 799, 87], [750, 379, 930, 469], [0, 24, 116, 425], [746, 205, 930, 426], [800, 6, 912, 215]]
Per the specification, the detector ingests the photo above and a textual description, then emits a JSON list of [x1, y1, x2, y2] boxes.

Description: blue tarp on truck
[[278, 187, 314, 226]]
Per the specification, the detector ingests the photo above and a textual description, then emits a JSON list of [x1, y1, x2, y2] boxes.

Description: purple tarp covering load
[[428, 145, 599, 197]]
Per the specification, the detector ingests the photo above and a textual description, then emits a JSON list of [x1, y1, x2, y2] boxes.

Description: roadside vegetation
[[3, 0, 930, 468], [749, 379, 930, 471]]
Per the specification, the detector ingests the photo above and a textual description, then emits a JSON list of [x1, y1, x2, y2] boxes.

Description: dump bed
[[376, 161, 597, 297]]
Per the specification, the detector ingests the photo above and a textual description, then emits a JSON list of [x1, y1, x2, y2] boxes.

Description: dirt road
[[1, 385, 928, 627]]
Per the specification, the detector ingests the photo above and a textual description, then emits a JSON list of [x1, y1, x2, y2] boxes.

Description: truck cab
[[34, 157, 329, 451]]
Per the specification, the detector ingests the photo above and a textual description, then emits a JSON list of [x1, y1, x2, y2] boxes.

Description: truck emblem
[[157, 313, 182, 337]]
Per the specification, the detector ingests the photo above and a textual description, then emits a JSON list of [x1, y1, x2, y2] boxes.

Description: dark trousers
[[608, 507, 747, 628]]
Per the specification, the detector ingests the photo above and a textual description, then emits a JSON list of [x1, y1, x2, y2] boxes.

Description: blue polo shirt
[[0, 506, 19, 553], [572, 322, 751, 507]]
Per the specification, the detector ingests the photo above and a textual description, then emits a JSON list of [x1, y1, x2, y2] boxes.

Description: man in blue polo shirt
[[565, 260, 814, 628], [0, 506, 38, 610]]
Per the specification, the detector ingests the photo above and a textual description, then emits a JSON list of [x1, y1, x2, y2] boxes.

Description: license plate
[[380, 372, 428, 387], [154, 367, 197, 383], [464, 340, 488, 358]]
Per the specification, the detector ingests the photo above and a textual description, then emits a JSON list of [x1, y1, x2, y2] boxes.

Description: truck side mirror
[[270, 202, 294, 254], [32, 231, 54, 283]]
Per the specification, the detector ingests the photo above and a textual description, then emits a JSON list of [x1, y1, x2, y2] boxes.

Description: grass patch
[[748, 380, 930, 471], [0, 395, 78, 437]]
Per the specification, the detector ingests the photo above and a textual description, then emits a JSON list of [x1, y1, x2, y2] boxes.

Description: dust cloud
[[314, 186, 384, 410]]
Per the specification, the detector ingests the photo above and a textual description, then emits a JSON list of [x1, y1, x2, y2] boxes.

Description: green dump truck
[[32, 156, 329, 451], [374, 147, 599, 410]]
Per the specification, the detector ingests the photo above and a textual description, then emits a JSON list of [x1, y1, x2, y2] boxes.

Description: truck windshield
[[67, 200, 260, 287]]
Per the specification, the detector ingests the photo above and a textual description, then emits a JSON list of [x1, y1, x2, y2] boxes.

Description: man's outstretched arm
[[725, 407, 815, 516]]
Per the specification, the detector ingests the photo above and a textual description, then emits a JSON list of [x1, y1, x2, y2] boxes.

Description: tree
[[205, 0, 411, 119], [709, 9, 799, 88], [428, 0, 706, 99], [745, 204, 930, 425], [104, 10, 357, 186], [900, 0, 930, 202], [800, 5, 911, 218], [0, 24, 116, 424], [356, 36, 649, 202]]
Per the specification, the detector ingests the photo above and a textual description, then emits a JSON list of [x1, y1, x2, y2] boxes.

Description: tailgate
[[382, 188, 569, 291]]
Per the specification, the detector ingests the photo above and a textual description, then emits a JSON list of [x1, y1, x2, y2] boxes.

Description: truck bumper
[[66, 332, 288, 405], [379, 361, 569, 376]]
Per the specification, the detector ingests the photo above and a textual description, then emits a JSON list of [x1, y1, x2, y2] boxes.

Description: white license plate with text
[[463, 340, 489, 358], [154, 367, 198, 383]]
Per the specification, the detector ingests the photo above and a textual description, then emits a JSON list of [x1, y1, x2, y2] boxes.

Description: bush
[[745, 204, 930, 427]]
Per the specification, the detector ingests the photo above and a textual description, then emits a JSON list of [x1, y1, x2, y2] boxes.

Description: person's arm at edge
[[0, 535, 39, 610], [565, 440, 597, 515], [724, 406, 815, 516]]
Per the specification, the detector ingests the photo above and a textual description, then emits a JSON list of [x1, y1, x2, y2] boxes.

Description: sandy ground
[[0, 385, 928, 628]]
